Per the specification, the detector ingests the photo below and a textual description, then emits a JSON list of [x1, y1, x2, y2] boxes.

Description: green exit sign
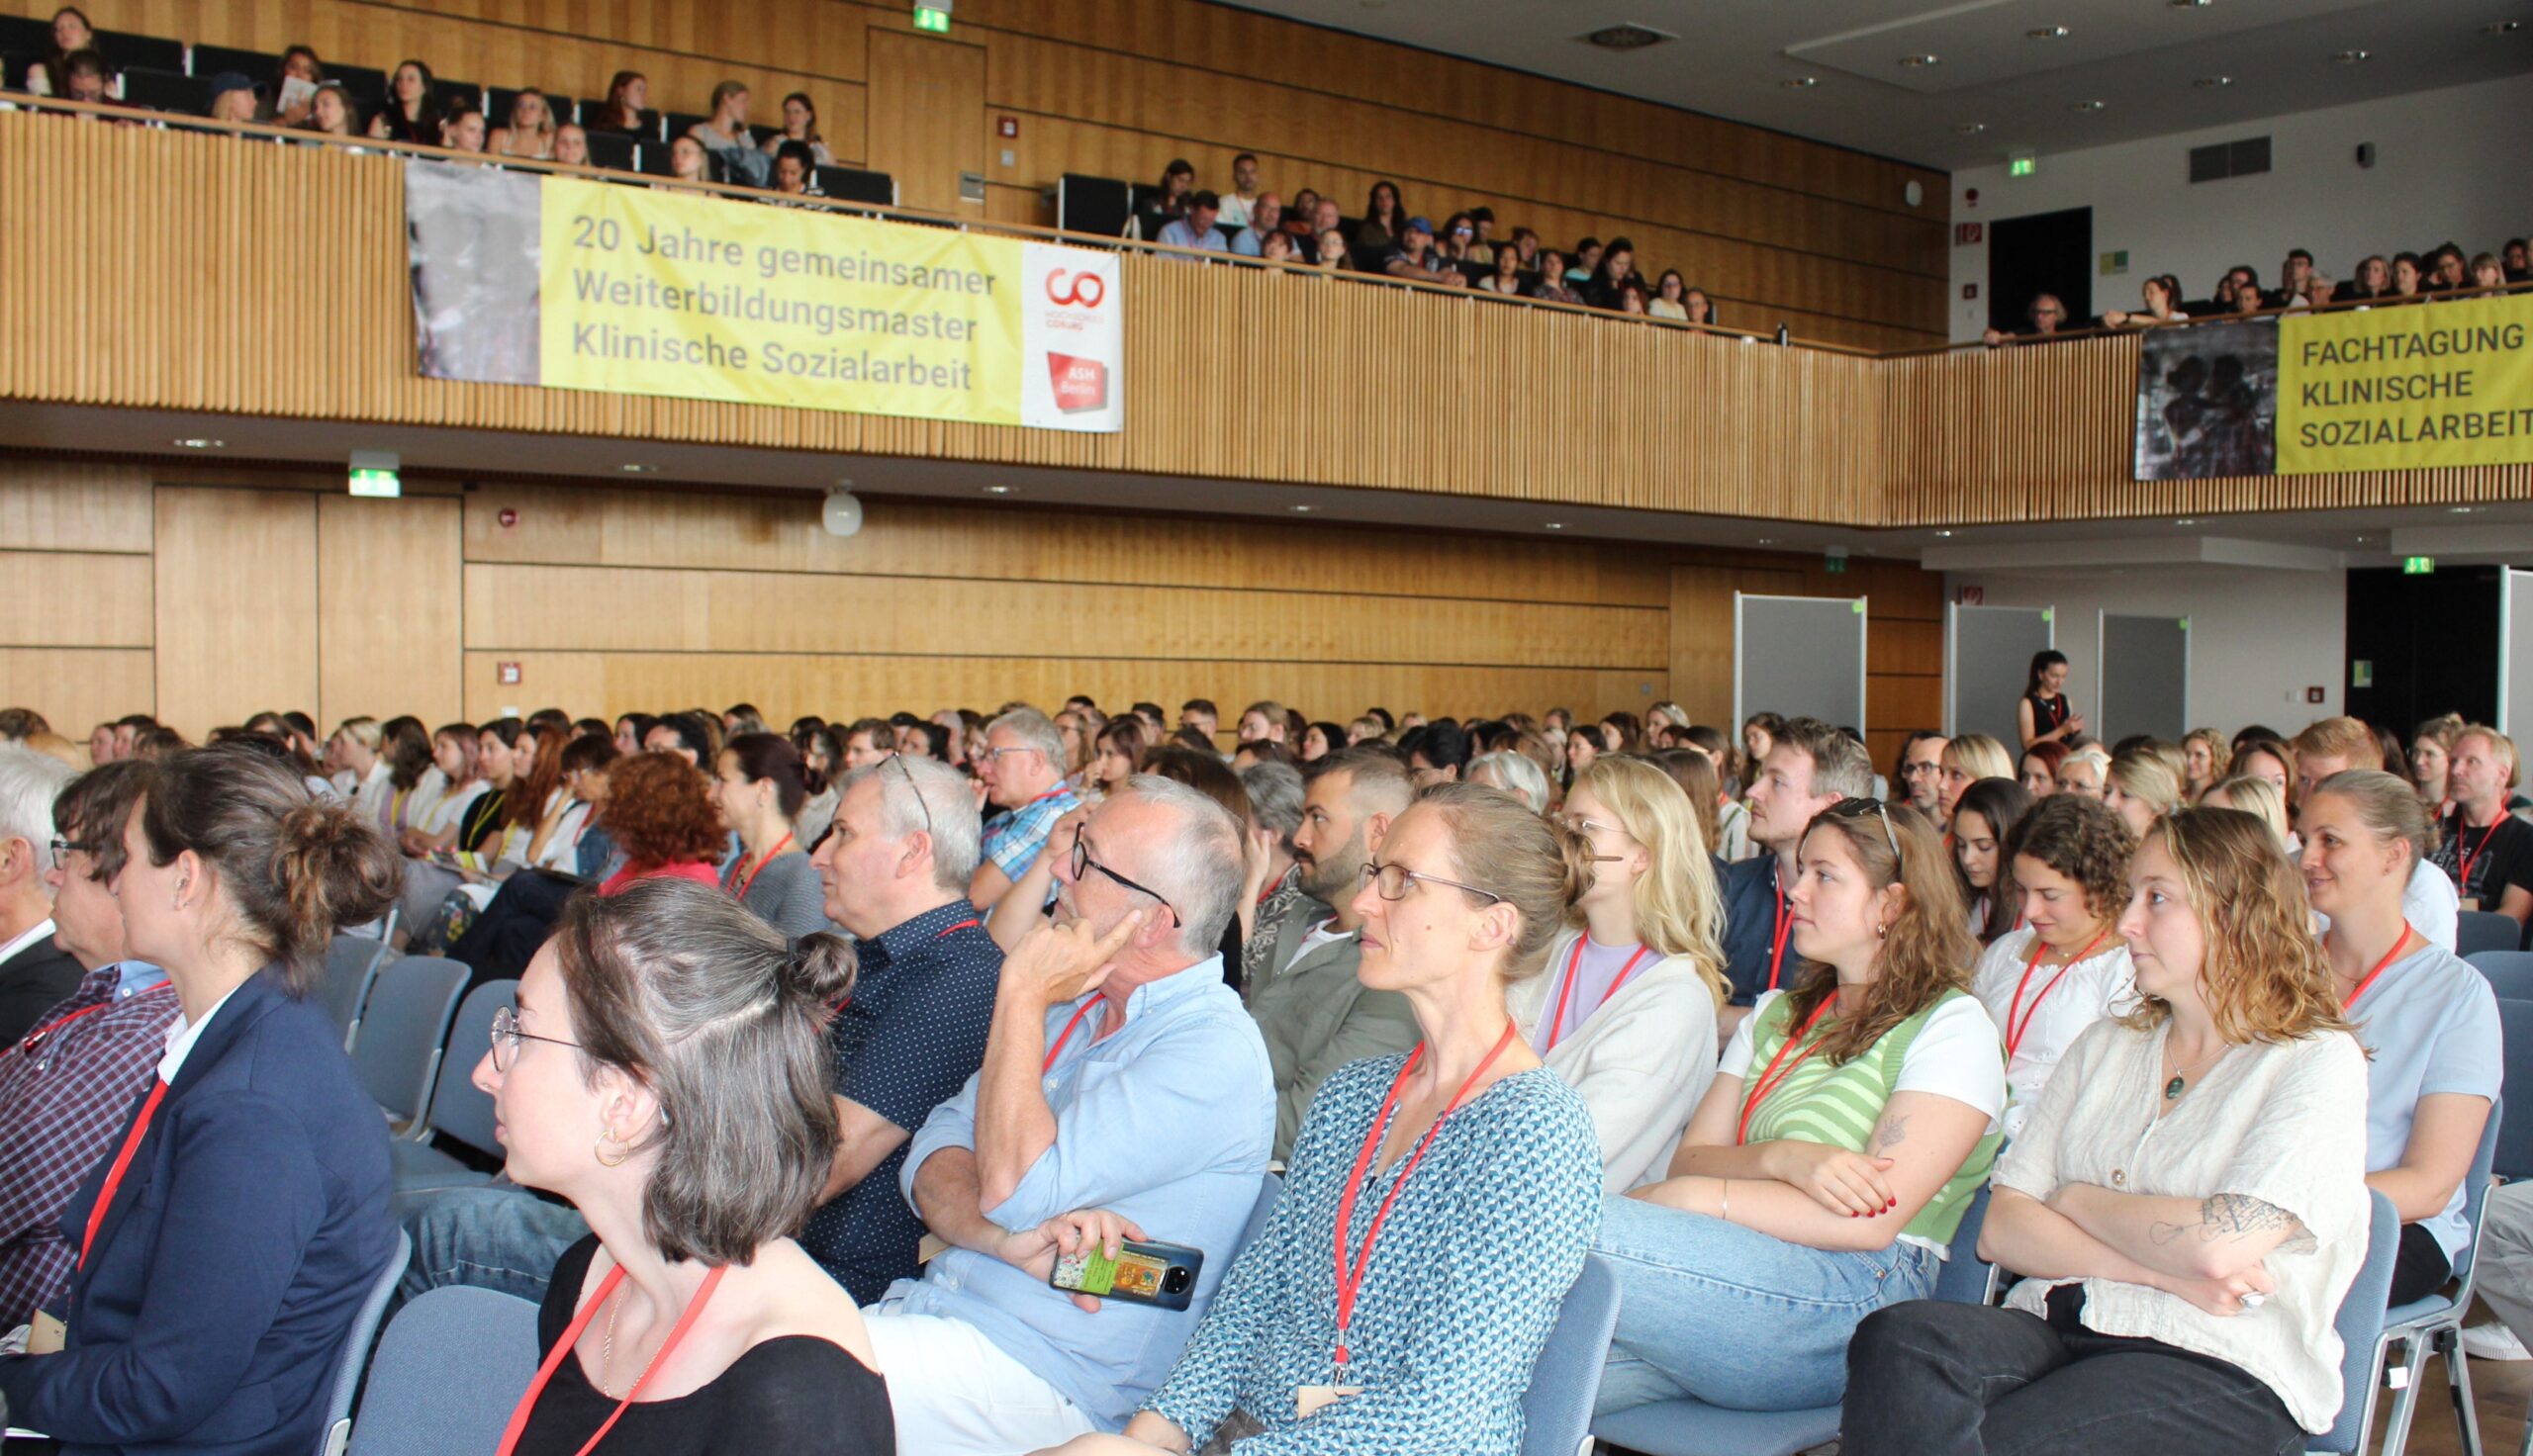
[[913, 5, 951, 31], [2009, 155, 2036, 178], [2403, 556, 2436, 575]]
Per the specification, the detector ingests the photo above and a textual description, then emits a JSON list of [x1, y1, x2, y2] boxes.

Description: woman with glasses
[[1969, 793, 2136, 1139], [1047, 783, 1601, 1456], [0, 742, 403, 1452], [1402, 720, 1471, 788], [476, 878, 894, 1454], [712, 733, 828, 938], [1592, 797, 2005, 1419], [1519, 758, 1731, 1192]]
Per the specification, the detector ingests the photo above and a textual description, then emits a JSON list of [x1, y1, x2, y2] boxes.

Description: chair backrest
[[1234, 1172, 1282, 1259], [1933, 1181, 1998, 1305], [2314, 1191, 2402, 1454], [2498, 998, 2533, 1181], [422, 980, 516, 1157], [2447, 1095, 2501, 1287], [322, 934, 389, 1048], [348, 1285, 542, 1456], [316, 1228, 409, 1456], [2458, 911, 2520, 959], [1519, 1255, 1621, 1456], [351, 956, 469, 1124], [2471, 951, 2533, 1001]]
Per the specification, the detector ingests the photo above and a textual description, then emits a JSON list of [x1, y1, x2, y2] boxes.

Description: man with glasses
[[1896, 731, 1948, 817], [0, 761, 173, 1328], [0, 746, 78, 1048], [1720, 717, 1874, 1037], [1248, 747, 1420, 1161], [865, 775, 1271, 1453], [969, 707, 1082, 916]]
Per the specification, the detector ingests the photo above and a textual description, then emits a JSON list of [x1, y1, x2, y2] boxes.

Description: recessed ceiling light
[[1899, 53, 1939, 67], [1934, 529, 1954, 537], [1755, 537, 1777, 545], [1956, 122, 1987, 135], [2355, 535, 2371, 543], [2169, 0, 2210, 8], [984, 484, 1013, 495], [1288, 503, 1314, 512], [618, 463, 652, 473], [2070, 100, 2106, 112], [1544, 522, 1566, 530], [2487, 20, 2521, 34], [173, 437, 224, 449], [2332, 48, 2372, 63], [2027, 26, 2069, 39], [1781, 76, 1819, 89], [2451, 504, 2479, 514], [2175, 517, 2197, 525], [2195, 75, 2232, 87]]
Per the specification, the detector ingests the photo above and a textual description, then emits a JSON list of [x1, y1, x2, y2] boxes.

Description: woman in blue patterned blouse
[[1038, 782, 1604, 1456]]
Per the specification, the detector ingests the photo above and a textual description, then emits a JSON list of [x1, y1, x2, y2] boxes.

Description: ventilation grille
[[1578, 23, 1674, 51], [2188, 136, 2272, 183]]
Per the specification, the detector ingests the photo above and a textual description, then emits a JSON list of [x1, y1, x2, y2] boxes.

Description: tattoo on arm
[[2149, 1193, 2303, 1246], [1868, 1115, 1910, 1157]]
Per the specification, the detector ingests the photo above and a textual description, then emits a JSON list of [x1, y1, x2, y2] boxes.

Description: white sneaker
[[2461, 1321, 2531, 1361]]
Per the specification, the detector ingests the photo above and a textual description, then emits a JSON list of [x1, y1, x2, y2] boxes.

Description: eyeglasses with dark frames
[[1360, 859, 1507, 905], [489, 1004, 582, 1073], [1071, 833, 1183, 927], [48, 837, 98, 862], [884, 752, 933, 839], [1824, 797, 1904, 861]]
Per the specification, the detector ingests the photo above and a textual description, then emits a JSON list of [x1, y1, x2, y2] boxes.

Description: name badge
[[1296, 1385, 1362, 1418]]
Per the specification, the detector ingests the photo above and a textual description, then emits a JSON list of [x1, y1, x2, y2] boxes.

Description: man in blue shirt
[[1230, 192, 1282, 257], [972, 707, 1082, 915], [862, 775, 1274, 1452], [1155, 190, 1228, 261], [1720, 717, 1873, 1037]]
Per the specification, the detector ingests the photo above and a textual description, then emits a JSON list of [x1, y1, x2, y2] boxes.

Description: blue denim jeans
[[396, 1183, 589, 1309], [1594, 1192, 1940, 1414]]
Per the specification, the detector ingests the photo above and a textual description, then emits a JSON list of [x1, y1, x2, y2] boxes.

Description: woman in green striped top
[[1593, 798, 2007, 1415]]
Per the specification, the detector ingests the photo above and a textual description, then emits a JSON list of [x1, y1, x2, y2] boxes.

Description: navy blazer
[[0, 968, 395, 1455], [1721, 854, 1792, 1006]]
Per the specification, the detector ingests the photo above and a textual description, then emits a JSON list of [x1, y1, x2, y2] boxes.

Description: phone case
[[1048, 1239, 1204, 1311]]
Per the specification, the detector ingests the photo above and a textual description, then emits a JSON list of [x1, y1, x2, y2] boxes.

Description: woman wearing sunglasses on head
[[1592, 797, 2005, 1420]]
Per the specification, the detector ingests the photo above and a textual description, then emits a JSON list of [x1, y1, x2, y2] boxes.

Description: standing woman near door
[[2017, 651, 2086, 751]]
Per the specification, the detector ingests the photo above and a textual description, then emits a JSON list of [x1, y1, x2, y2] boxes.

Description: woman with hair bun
[[1594, 797, 2006, 1419], [1053, 783, 1601, 1456], [712, 732, 826, 938], [0, 741, 405, 1451], [482, 878, 893, 1453]]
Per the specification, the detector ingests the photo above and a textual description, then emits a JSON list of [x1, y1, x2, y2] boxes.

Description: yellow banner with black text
[[2277, 292, 2533, 474]]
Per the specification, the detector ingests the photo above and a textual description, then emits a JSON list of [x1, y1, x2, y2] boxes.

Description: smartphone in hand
[[1048, 1240, 1204, 1311]]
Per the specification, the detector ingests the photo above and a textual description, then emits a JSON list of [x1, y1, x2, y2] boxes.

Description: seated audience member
[[1936, 734, 2017, 821], [1403, 719, 1472, 786], [2204, 774, 2292, 852], [442, 736, 618, 979], [1248, 748, 1421, 1159], [0, 748, 81, 1046], [861, 775, 1270, 1451], [587, 70, 649, 134], [444, 105, 489, 154], [2291, 716, 2458, 950], [1952, 776, 2035, 946], [1133, 748, 1256, 978], [0, 763, 175, 1328], [395, 718, 525, 938], [257, 46, 323, 127], [2102, 274, 2192, 328], [1467, 748, 1552, 814], [1983, 292, 2071, 347], [1721, 718, 1876, 1021], [689, 81, 769, 186], [1231, 193, 1283, 257], [550, 122, 590, 167], [0, 743, 401, 1451], [1312, 227, 1350, 270], [643, 711, 713, 766], [1089, 717, 1149, 801], [1356, 179, 1404, 254], [1972, 793, 2136, 1138], [769, 139, 819, 199], [1597, 798, 2006, 1418], [838, 717, 896, 772], [1599, 712, 1646, 756], [1157, 191, 1229, 258], [1299, 722, 1341, 762], [487, 86, 556, 159], [2054, 745, 2112, 800], [1478, 244, 1525, 295], [1895, 732, 1948, 815], [974, 708, 1085, 921], [1435, 211, 1480, 267], [2104, 747, 2184, 839], [2019, 740, 2067, 799], [1649, 269, 1692, 319], [1236, 761, 1320, 985], [2300, 771, 2499, 1305], [762, 90, 835, 166], [2182, 726, 2231, 801], [1233, 702, 1288, 749], [2428, 723, 2533, 922], [1523, 758, 1729, 1191], [1843, 807, 2370, 1456], [658, 132, 711, 188], [712, 733, 828, 937], [2471, 252, 2506, 295], [397, 720, 482, 854], [1052, 784, 1603, 1456], [1384, 218, 1467, 286], [2232, 734, 2295, 805], [22, 5, 94, 96], [2508, 237, 2532, 285], [593, 751, 724, 892], [1531, 249, 1581, 304], [790, 724, 842, 846], [1561, 722, 1602, 786], [2411, 713, 2464, 816], [478, 881, 893, 1453], [327, 716, 392, 832], [1583, 237, 1641, 311], [366, 59, 441, 145], [300, 81, 358, 137]]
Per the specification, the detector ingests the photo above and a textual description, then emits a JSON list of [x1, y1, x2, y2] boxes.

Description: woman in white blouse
[[1511, 757, 1728, 1191], [1969, 793, 2136, 1138], [1844, 806, 2371, 1455]]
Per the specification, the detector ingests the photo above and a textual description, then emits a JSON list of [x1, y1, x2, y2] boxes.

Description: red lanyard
[[2338, 921, 2417, 1011], [1766, 888, 1795, 991], [728, 833, 795, 903], [936, 918, 981, 938], [79, 1078, 168, 1269], [1331, 1022, 1519, 1369], [2457, 816, 2505, 893], [2004, 928, 2114, 1061], [1738, 997, 1837, 1145], [495, 1261, 728, 1456], [1043, 997, 1103, 1074], [20, 983, 172, 1059], [1544, 940, 1653, 1051]]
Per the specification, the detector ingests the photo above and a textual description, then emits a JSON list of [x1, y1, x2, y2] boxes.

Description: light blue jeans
[[1593, 1192, 1939, 1414], [396, 1183, 588, 1311]]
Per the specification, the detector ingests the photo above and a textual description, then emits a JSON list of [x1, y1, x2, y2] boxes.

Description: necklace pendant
[[2164, 1074, 2186, 1100]]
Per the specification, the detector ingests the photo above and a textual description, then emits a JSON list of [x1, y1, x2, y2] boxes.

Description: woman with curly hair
[[1971, 793, 2136, 1138], [2182, 727, 2231, 802], [595, 750, 725, 893], [1845, 808, 2371, 1456]]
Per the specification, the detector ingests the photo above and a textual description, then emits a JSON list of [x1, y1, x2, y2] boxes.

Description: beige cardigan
[[1509, 928, 1723, 1194]]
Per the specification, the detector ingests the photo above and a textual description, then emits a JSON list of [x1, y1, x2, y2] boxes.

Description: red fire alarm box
[[997, 117, 1018, 137], [498, 662, 522, 685], [1954, 223, 1983, 245]]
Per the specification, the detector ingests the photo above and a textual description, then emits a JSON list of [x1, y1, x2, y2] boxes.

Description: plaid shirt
[[0, 961, 178, 1328], [982, 785, 1081, 884]]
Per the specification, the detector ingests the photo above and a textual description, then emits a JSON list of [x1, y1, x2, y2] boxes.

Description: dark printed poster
[[2133, 319, 2279, 480]]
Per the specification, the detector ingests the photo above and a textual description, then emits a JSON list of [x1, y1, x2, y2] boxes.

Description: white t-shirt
[[1215, 191, 1255, 230], [1971, 927, 2139, 1139]]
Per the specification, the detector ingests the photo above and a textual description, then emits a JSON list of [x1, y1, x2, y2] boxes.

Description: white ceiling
[[1210, 0, 2533, 172]]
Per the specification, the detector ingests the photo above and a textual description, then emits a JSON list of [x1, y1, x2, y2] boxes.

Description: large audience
[[0, 656, 2526, 1453]]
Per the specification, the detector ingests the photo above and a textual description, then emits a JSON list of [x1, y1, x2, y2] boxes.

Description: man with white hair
[[865, 774, 1273, 1452], [0, 745, 80, 1046], [970, 706, 1081, 913]]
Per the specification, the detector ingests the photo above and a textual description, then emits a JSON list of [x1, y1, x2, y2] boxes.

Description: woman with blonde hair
[[488, 87, 558, 159], [2104, 749, 2186, 839], [1845, 808, 2371, 1455], [2204, 774, 2291, 850], [1516, 757, 1730, 1191], [2182, 728, 2232, 801], [1936, 733, 2017, 820], [1594, 798, 2006, 1418]]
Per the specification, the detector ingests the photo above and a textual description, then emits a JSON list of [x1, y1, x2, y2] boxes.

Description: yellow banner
[[518, 175, 1121, 430], [2277, 292, 2533, 474]]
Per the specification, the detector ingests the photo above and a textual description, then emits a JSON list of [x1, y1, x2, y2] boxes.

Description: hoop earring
[[594, 1131, 631, 1168]]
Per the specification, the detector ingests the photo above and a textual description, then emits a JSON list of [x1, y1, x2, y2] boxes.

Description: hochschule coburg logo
[[1044, 268, 1105, 309]]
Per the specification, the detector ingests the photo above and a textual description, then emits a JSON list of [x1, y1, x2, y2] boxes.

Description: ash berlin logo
[[1046, 353, 1108, 412], [1045, 268, 1106, 309]]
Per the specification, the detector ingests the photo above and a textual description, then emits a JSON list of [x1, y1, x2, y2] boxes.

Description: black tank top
[[2026, 691, 2070, 734]]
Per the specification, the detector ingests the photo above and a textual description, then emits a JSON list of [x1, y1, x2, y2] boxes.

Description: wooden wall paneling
[[865, 29, 987, 215], [0, 458, 153, 551], [151, 486, 318, 740], [0, 552, 152, 647], [317, 494, 464, 730], [0, 649, 155, 738]]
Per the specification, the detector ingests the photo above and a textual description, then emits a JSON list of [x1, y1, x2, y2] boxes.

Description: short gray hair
[[1466, 750, 1550, 814], [1240, 762, 1305, 850], [1114, 774, 1243, 961], [987, 706, 1066, 766], [842, 755, 981, 889], [0, 745, 77, 874]]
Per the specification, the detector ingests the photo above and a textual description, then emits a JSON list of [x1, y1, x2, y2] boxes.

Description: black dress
[[512, 1236, 895, 1455], [2025, 691, 2071, 739]]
